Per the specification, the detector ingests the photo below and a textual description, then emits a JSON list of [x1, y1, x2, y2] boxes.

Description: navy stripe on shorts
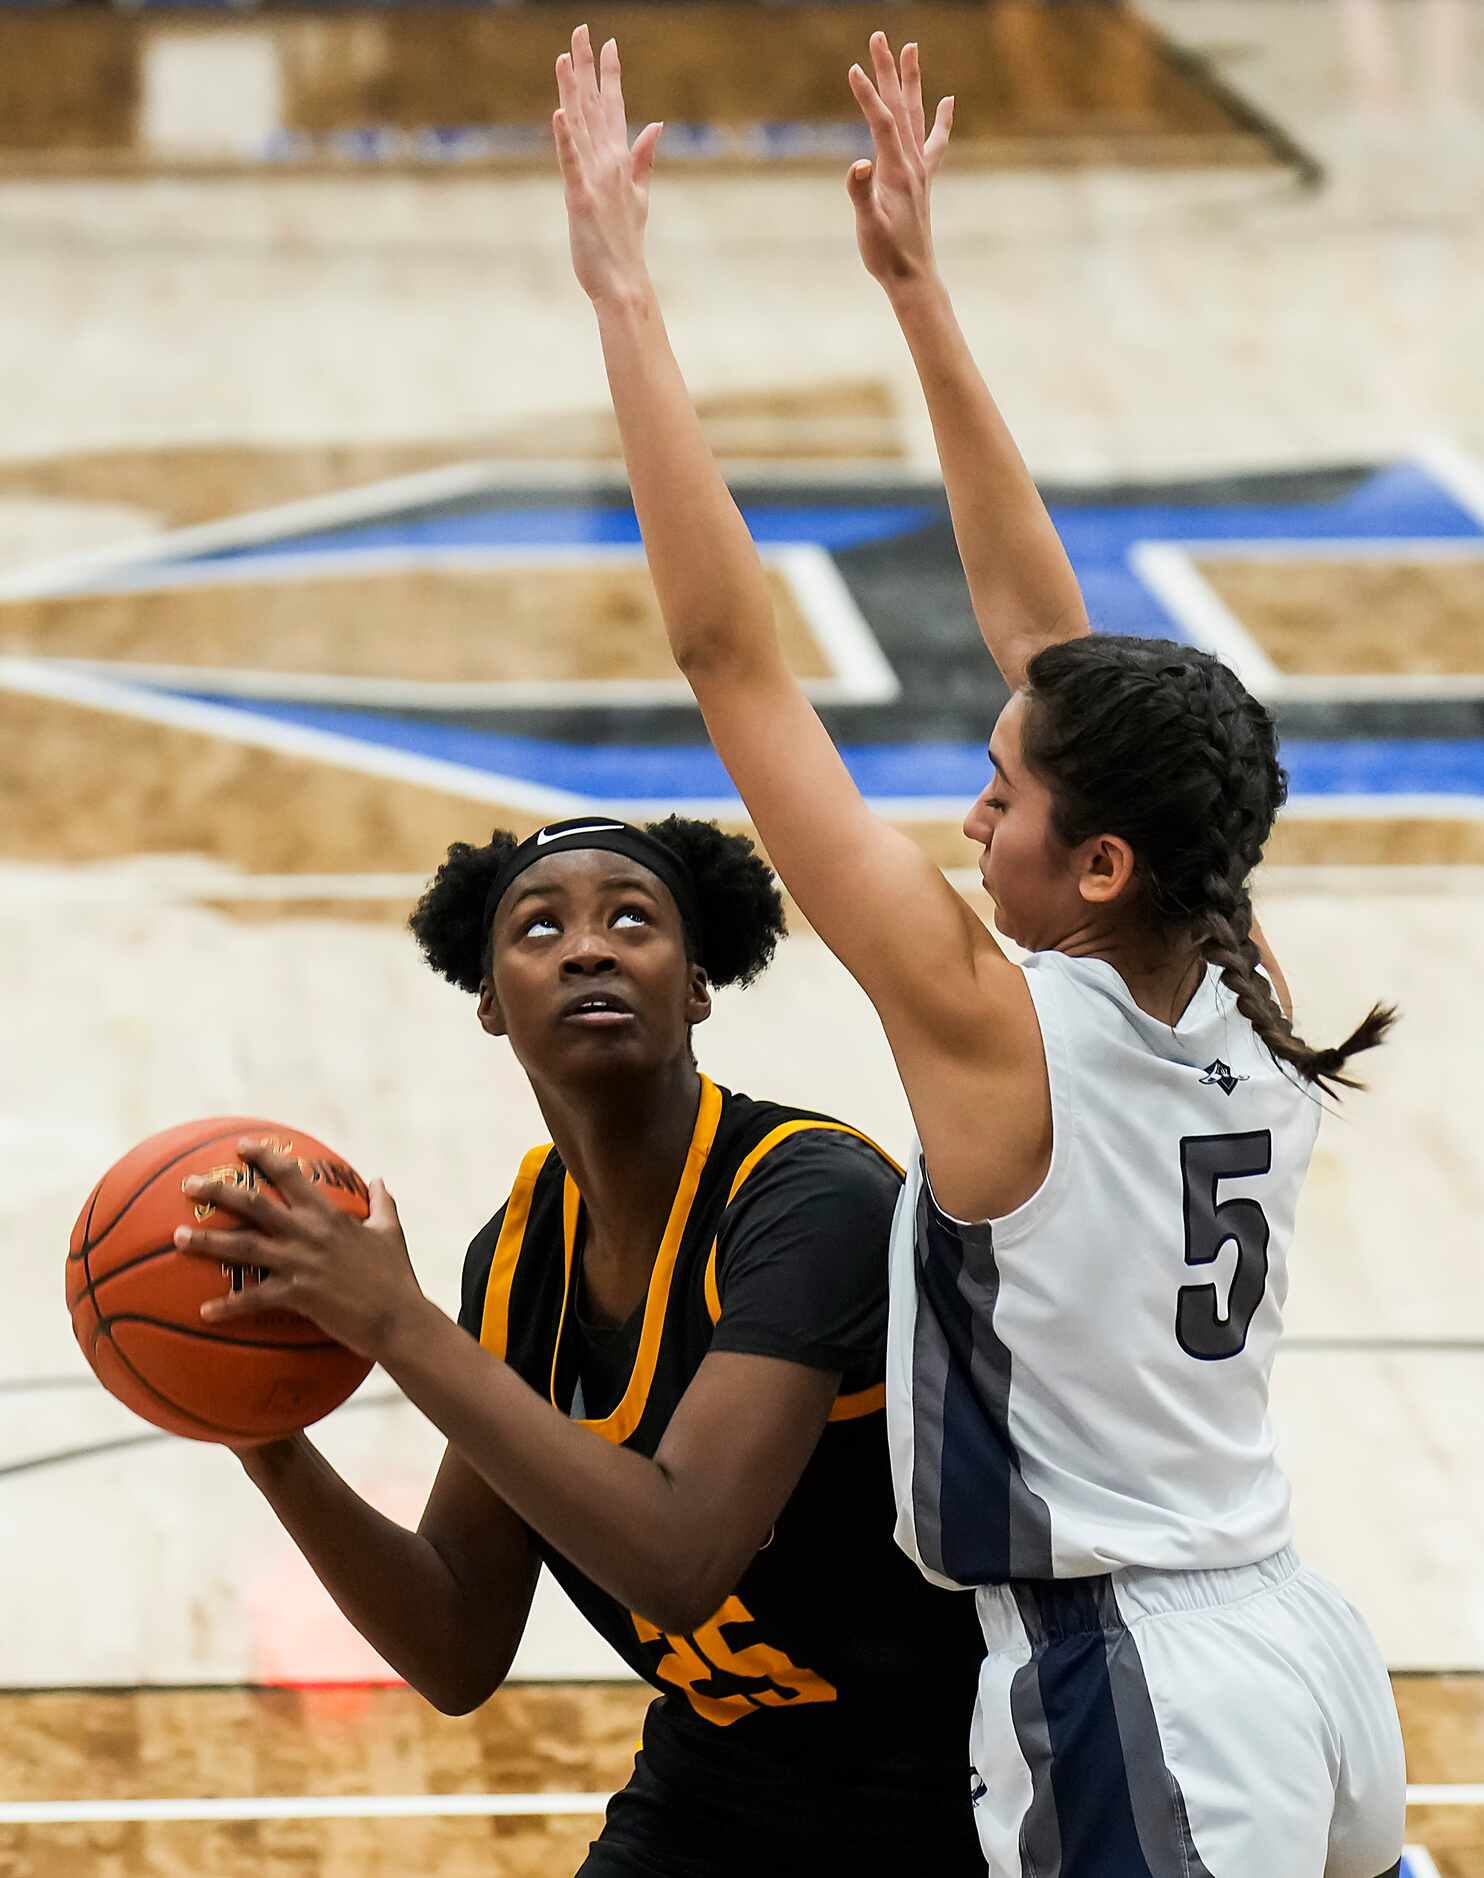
[[1008, 1577, 1215, 1878]]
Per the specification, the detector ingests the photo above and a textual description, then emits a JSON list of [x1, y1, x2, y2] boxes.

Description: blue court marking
[[187, 503, 934, 562], [170, 696, 1484, 803], [1050, 461, 1484, 640], [166, 462, 1483, 651], [133, 456, 1484, 802]]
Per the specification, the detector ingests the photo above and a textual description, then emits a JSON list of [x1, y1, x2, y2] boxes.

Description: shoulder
[[714, 1094, 903, 1213], [705, 1109, 899, 1374], [714, 1112, 901, 1279]]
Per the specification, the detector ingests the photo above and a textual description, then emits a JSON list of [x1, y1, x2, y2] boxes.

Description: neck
[[1057, 920, 1206, 1026], [527, 1057, 705, 1308]]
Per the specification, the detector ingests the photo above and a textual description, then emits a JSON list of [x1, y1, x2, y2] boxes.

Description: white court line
[[1405, 1848, 1444, 1878], [1130, 519, 1484, 704], [0, 1792, 611, 1825], [4, 541, 900, 709], [1280, 794, 1484, 821], [0, 457, 934, 603], [0, 657, 588, 820], [1415, 436, 1484, 529], [1128, 540, 1283, 697], [0, 1794, 1471, 1827], [0, 460, 511, 602], [769, 543, 900, 703]]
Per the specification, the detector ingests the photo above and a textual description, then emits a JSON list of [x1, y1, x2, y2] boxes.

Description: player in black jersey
[[175, 813, 982, 1875]]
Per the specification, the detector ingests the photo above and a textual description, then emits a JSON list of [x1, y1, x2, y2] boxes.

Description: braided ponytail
[[1022, 636, 1396, 1095], [1191, 865, 1394, 1096]]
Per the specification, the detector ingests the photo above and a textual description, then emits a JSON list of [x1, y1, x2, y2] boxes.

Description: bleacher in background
[[0, 2, 1300, 176]]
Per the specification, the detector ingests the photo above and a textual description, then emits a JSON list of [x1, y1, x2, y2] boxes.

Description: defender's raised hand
[[554, 24, 664, 305], [847, 34, 953, 290]]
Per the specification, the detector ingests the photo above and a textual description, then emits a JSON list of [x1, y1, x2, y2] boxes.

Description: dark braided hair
[[1021, 636, 1394, 1095], [408, 816, 785, 996]]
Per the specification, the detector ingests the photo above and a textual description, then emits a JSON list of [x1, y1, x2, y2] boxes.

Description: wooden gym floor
[[0, 1681, 1477, 1877], [2, 0, 1482, 1871]]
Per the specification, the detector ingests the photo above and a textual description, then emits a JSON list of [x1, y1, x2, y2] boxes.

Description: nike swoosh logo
[[535, 823, 625, 845]]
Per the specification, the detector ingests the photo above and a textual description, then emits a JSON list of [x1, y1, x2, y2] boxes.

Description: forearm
[[888, 273, 1088, 688], [594, 282, 781, 683], [382, 1301, 725, 1632], [238, 1435, 501, 1711]]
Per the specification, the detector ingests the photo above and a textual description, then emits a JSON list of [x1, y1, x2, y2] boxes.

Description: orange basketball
[[67, 1117, 374, 1444]]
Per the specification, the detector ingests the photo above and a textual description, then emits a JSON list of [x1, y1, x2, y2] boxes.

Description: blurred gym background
[[2, 1, 1481, 1873]]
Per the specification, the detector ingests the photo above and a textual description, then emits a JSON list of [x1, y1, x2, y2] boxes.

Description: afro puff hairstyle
[[408, 815, 786, 997]]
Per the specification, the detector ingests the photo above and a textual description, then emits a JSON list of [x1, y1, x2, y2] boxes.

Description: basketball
[[67, 1116, 374, 1444]]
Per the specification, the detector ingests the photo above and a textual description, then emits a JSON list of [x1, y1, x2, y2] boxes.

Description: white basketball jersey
[[886, 950, 1321, 1588]]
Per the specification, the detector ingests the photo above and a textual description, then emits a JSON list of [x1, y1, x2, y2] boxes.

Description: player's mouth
[[559, 990, 637, 1028]]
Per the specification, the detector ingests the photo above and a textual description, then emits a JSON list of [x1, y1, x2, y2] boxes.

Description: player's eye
[[612, 906, 649, 928], [986, 797, 1007, 813], [523, 913, 560, 937]]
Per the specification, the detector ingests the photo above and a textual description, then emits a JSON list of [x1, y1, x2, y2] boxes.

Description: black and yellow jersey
[[458, 1075, 981, 1847]]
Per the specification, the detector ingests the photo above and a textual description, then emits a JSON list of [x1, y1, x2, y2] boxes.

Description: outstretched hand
[[174, 1139, 426, 1363], [847, 34, 953, 290], [554, 23, 665, 305]]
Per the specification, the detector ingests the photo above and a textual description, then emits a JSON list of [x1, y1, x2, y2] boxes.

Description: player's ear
[[686, 963, 712, 1029], [1077, 832, 1137, 906], [477, 978, 508, 1038]]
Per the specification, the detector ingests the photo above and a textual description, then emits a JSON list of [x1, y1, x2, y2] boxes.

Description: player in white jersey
[[552, 24, 1406, 1874]]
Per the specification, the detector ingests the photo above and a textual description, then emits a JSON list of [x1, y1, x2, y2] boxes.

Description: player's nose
[[560, 931, 619, 974]]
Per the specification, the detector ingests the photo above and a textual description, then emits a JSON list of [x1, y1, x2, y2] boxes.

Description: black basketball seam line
[[99, 1313, 351, 1354], [77, 1174, 104, 1257], [94, 1327, 282, 1441], [78, 1120, 287, 1257], [75, 1119, 349, 1334], [73, 1235, 277, 1306], [69, 1238, 180, 1306], [78, 1122, 266, 1328]]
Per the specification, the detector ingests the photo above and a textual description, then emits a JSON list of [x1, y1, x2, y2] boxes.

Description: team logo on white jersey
[[1199, 1059, 1248, 1096]]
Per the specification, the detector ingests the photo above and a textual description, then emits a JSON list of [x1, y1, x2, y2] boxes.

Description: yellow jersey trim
[[828, 1382, 887, 1421], [700, 1119, 901, 1422], [478, 1142, 552, 1361], [553, 1074, 724, 1445]]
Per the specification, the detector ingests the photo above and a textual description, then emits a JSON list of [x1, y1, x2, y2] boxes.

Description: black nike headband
[[483, 818, 703, 944]]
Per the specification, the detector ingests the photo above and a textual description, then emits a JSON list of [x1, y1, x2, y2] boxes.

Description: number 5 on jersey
[[1177, 1130, 1272, 1361]]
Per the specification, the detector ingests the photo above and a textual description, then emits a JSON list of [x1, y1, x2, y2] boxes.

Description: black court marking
[[0, 1389, 401, 1481], [1145, 17, 1324, 189], [304, 462, 1484, 745]]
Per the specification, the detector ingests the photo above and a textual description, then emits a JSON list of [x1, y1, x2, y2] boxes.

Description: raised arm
[[552, 25, 1004, 1040], [847, 34, 1088, 689]]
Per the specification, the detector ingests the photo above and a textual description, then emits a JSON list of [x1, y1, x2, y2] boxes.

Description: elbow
[[635, 1563, 738, 1638], [667, 611, 777, 692], [638, 1592, 713, 1638], [430, 1677, 501, 1719], [411, 1636, 517, 1717], [670, 630, 734, 687]]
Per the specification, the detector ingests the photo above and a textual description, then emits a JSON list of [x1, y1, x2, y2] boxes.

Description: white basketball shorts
[[969, 1545, 1406, 1878]]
